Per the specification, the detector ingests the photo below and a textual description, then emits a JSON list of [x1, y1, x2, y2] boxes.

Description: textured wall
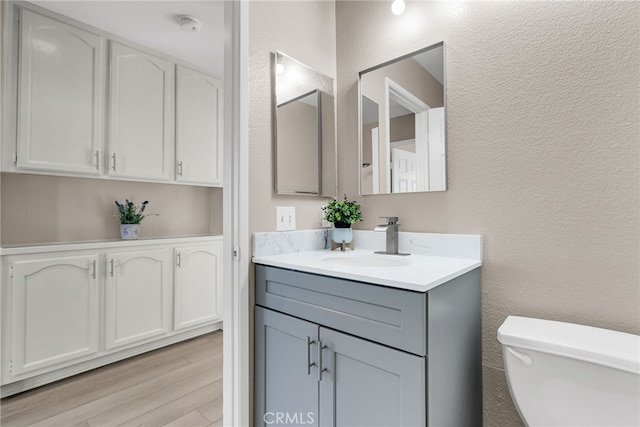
[[249, 0, 336, 234], [1, 173, 222, 244], [336, 1, 639, 425]]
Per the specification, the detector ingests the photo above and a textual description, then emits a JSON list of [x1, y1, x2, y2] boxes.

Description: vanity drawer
[[255, 265, 427, 355]]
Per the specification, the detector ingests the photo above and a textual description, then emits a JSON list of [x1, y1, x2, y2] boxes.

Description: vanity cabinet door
[[173, 243, 223, 331], [7, 253, 99, 379], [318, 327, 425, 427], [175, 66, 223, 186], [255, 307, 319, 427], [17, 9, 104, 175], [108, 42, 174, 181], [105, 249, 172, 351]]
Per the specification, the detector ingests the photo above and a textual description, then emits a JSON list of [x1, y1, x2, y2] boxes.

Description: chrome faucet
[[374, 217, 409, 256]]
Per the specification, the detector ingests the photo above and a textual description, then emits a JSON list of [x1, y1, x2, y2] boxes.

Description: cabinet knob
[[111, 153, 117, 171], [94, 151, 100, 170], [177, 161, 183, 177]]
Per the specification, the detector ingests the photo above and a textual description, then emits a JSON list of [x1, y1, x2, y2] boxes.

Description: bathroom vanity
[[253, 231, 482, 427]]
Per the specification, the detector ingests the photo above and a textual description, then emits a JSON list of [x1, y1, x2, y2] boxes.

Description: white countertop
[[0, 235, 222, 255], [253, 249, 481, 292]]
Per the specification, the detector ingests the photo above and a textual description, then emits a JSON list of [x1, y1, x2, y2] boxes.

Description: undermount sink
[[321, 255, 411, 268]]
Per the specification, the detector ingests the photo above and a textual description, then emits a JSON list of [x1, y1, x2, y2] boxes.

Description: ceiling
[[31, 0, 225, 77]]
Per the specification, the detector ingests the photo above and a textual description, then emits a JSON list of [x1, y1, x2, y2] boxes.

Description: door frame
[[0, 0, 251, 423], [385, 77, 431, 192], [223, 1, 250, 426]]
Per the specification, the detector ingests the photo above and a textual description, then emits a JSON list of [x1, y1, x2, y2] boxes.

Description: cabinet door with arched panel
[[108, 42, 174, 181], [6, 253, 100, 379], [173, 243, 223, 331], [16, 9, 104, 175], [104, 248, 172, 351], [176, 66, 223, 186]]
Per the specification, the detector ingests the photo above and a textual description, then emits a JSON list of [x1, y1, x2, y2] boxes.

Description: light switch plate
[[276, 207, 296, 231]]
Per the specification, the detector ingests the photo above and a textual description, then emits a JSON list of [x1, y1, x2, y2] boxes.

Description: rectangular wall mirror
[[359, 41, 446, 195], [274, 51, 336, 197]]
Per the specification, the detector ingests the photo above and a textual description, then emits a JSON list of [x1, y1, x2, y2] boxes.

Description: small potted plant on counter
[[115, 199, 155, 240], [322, 194, 363, 247]]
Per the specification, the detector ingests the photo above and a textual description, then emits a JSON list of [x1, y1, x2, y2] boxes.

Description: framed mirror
[[359, 42, 446, 195], [274, 51, 336, 197]]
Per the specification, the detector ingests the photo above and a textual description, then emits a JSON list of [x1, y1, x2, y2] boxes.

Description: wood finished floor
[[0, 331, 223, 427]]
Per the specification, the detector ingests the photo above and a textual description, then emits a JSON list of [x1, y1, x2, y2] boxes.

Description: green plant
[[115, 199, 155, 224], [322, 194, 363, 226]]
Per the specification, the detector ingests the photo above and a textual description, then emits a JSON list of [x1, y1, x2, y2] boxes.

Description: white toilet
[[498, 316, 640, 426]]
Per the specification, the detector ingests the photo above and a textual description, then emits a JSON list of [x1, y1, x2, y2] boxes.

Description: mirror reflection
[[359, 42, 446, 195], [276, 90, 321, 194], [274, 51, 336, 197]]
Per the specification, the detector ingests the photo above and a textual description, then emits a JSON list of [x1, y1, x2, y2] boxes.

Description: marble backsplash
[[253, 229, 482, 260], [252, 229, 329, 257]]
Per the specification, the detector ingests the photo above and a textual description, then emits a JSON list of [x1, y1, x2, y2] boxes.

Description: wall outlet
[[276, 207, 296, 231]]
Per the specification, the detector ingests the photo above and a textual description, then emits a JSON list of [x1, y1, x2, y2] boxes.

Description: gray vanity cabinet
[[317, 327, 425, 426], [255, 306, 425, 427], [254, 264, 481, 427], [255, 307, 320, 426]]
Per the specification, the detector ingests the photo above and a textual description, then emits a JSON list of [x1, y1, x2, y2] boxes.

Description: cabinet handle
[[306, 336, 316, 376], [177, 161, 183, 177], [110, 258, 114, 277], [94, 151, 100, 170], [176, 252, 182, 268], [111, 153, 117, 171], [91, 260, 96, 279], [317, 341, 328, 381]]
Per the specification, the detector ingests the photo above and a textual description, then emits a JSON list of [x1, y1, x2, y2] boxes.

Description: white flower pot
[[120, 224, 140, 240], [331, 227, 353, 244]]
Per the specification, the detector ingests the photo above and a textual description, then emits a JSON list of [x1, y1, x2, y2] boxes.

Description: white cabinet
[[6, 5, 223, 187], [175, 66, 223, 186], [108, 42, 174, 181], [1, 236, 223, 396], [105, 248, 172, 351], [16, 9, 104, 175], [7, 253, 99, 379], [174, 243, 223, 331]]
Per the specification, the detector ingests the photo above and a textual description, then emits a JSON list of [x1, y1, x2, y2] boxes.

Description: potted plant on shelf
[[322, 194, 363, 245], [115, 199, 155, 240]]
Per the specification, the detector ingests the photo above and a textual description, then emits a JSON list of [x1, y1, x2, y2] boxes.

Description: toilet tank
[[498, 316, 640, 427]]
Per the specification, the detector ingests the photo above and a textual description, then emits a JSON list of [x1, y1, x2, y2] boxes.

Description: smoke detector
[[180, 15, 201, 33]]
